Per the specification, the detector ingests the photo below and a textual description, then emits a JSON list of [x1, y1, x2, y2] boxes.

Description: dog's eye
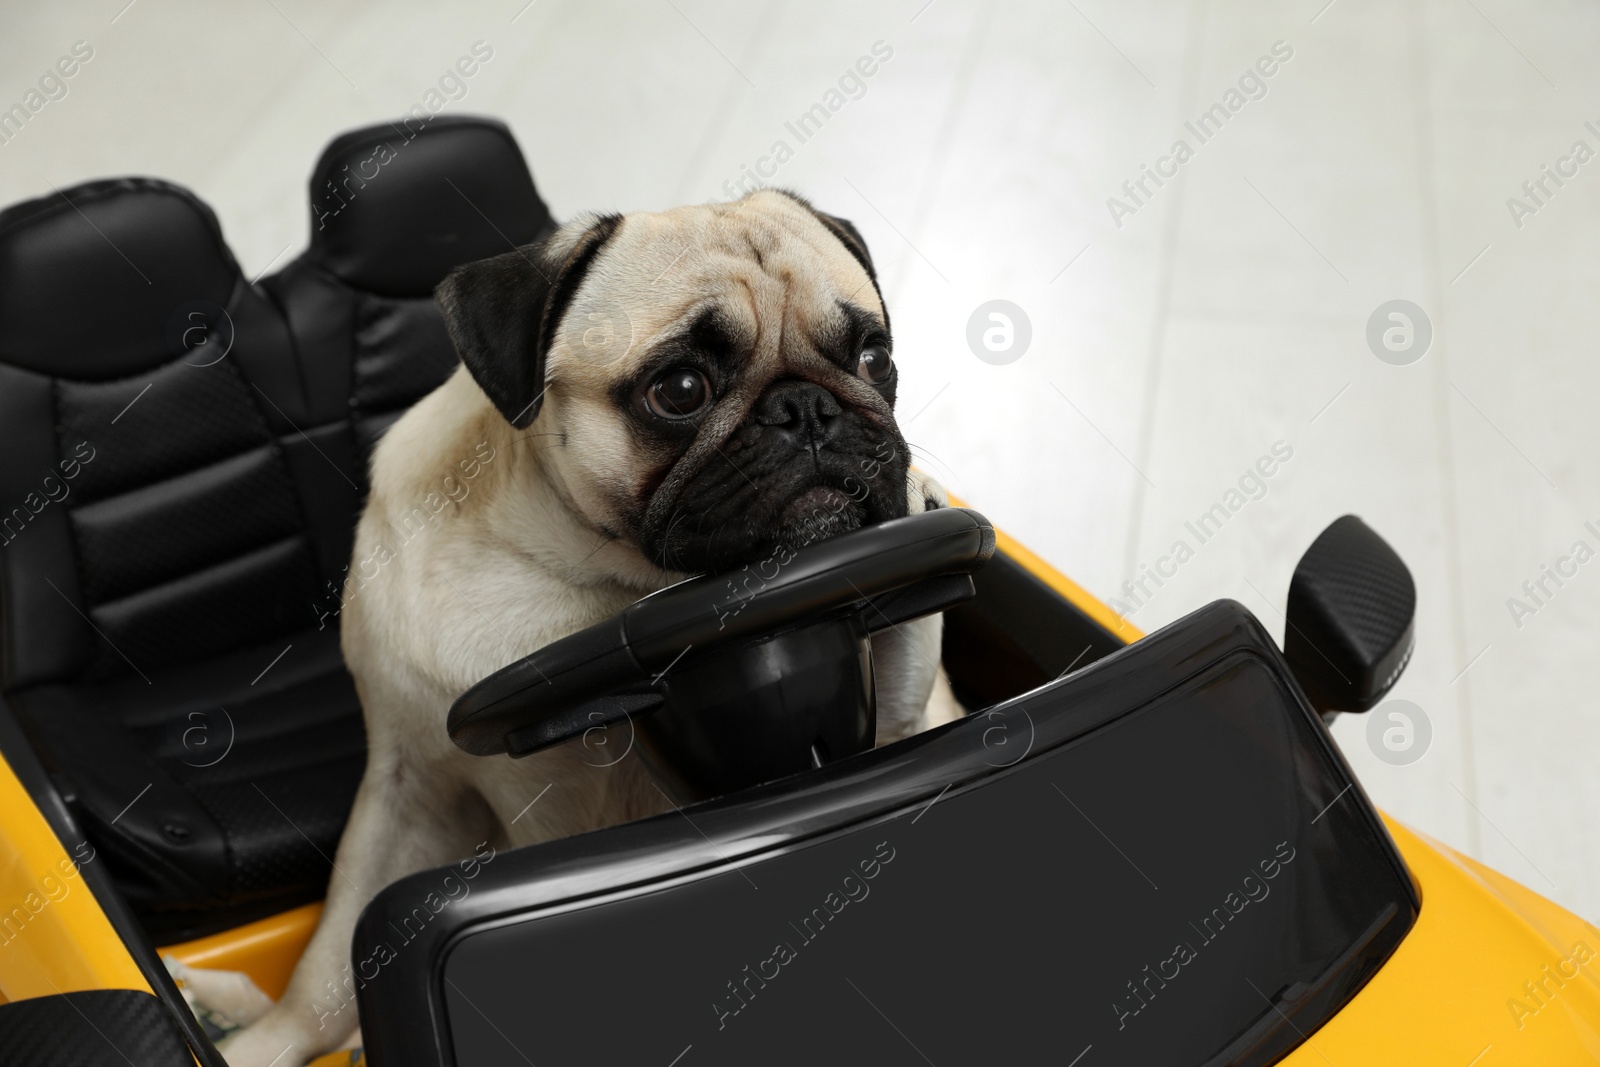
[[646, 368, 711, 419], [856, 344, 893, 385]]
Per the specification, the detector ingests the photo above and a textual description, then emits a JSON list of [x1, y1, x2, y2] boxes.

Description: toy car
[[0, 117, 1596, 1067]]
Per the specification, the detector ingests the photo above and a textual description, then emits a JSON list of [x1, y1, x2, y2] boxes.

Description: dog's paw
[[906, 469, 948, 514], [214, 1013, 327, 1067]]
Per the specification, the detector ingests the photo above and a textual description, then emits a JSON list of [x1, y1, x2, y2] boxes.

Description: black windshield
[[358, 601, 1418, 1066]]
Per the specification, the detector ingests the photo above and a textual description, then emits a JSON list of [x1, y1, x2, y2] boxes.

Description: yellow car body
[[1, 520, 1596, 1065]]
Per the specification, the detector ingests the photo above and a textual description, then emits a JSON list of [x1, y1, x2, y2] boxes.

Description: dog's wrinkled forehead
[[551, 190, 884, 384], [434, 189, 885, 431]]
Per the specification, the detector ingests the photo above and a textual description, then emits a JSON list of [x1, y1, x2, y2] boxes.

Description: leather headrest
[[0, 178, 242, 380], [306, 116, 553, 299]]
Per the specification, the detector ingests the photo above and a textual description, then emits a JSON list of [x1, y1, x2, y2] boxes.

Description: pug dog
[[220, 188, 960, 1066]]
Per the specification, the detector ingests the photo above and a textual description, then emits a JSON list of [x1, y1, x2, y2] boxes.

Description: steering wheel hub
[[448, 507, 995, 801]]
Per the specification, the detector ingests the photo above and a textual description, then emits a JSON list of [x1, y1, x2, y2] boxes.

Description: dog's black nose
[[755, 379, 843, 448]]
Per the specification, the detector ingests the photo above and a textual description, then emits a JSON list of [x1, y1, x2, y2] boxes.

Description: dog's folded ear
[[436, 214, 622, 428], [813, 212, 875, 278], [772, 189, 877, 282]]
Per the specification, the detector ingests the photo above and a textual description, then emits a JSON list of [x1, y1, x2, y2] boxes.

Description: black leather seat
[[0, 177, 367, 941], [262, 115, 554, 479], [0, 117, 552, 941]]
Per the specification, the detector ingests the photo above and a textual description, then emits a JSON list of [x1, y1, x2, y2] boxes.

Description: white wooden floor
[[5, 0, 1597, 922]]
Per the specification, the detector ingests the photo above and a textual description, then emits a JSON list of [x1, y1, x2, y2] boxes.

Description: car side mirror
[[1283, 515, 1416, 717]]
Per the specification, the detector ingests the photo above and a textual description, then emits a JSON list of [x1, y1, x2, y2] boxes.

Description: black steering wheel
[[448, 507, 995, 800]]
